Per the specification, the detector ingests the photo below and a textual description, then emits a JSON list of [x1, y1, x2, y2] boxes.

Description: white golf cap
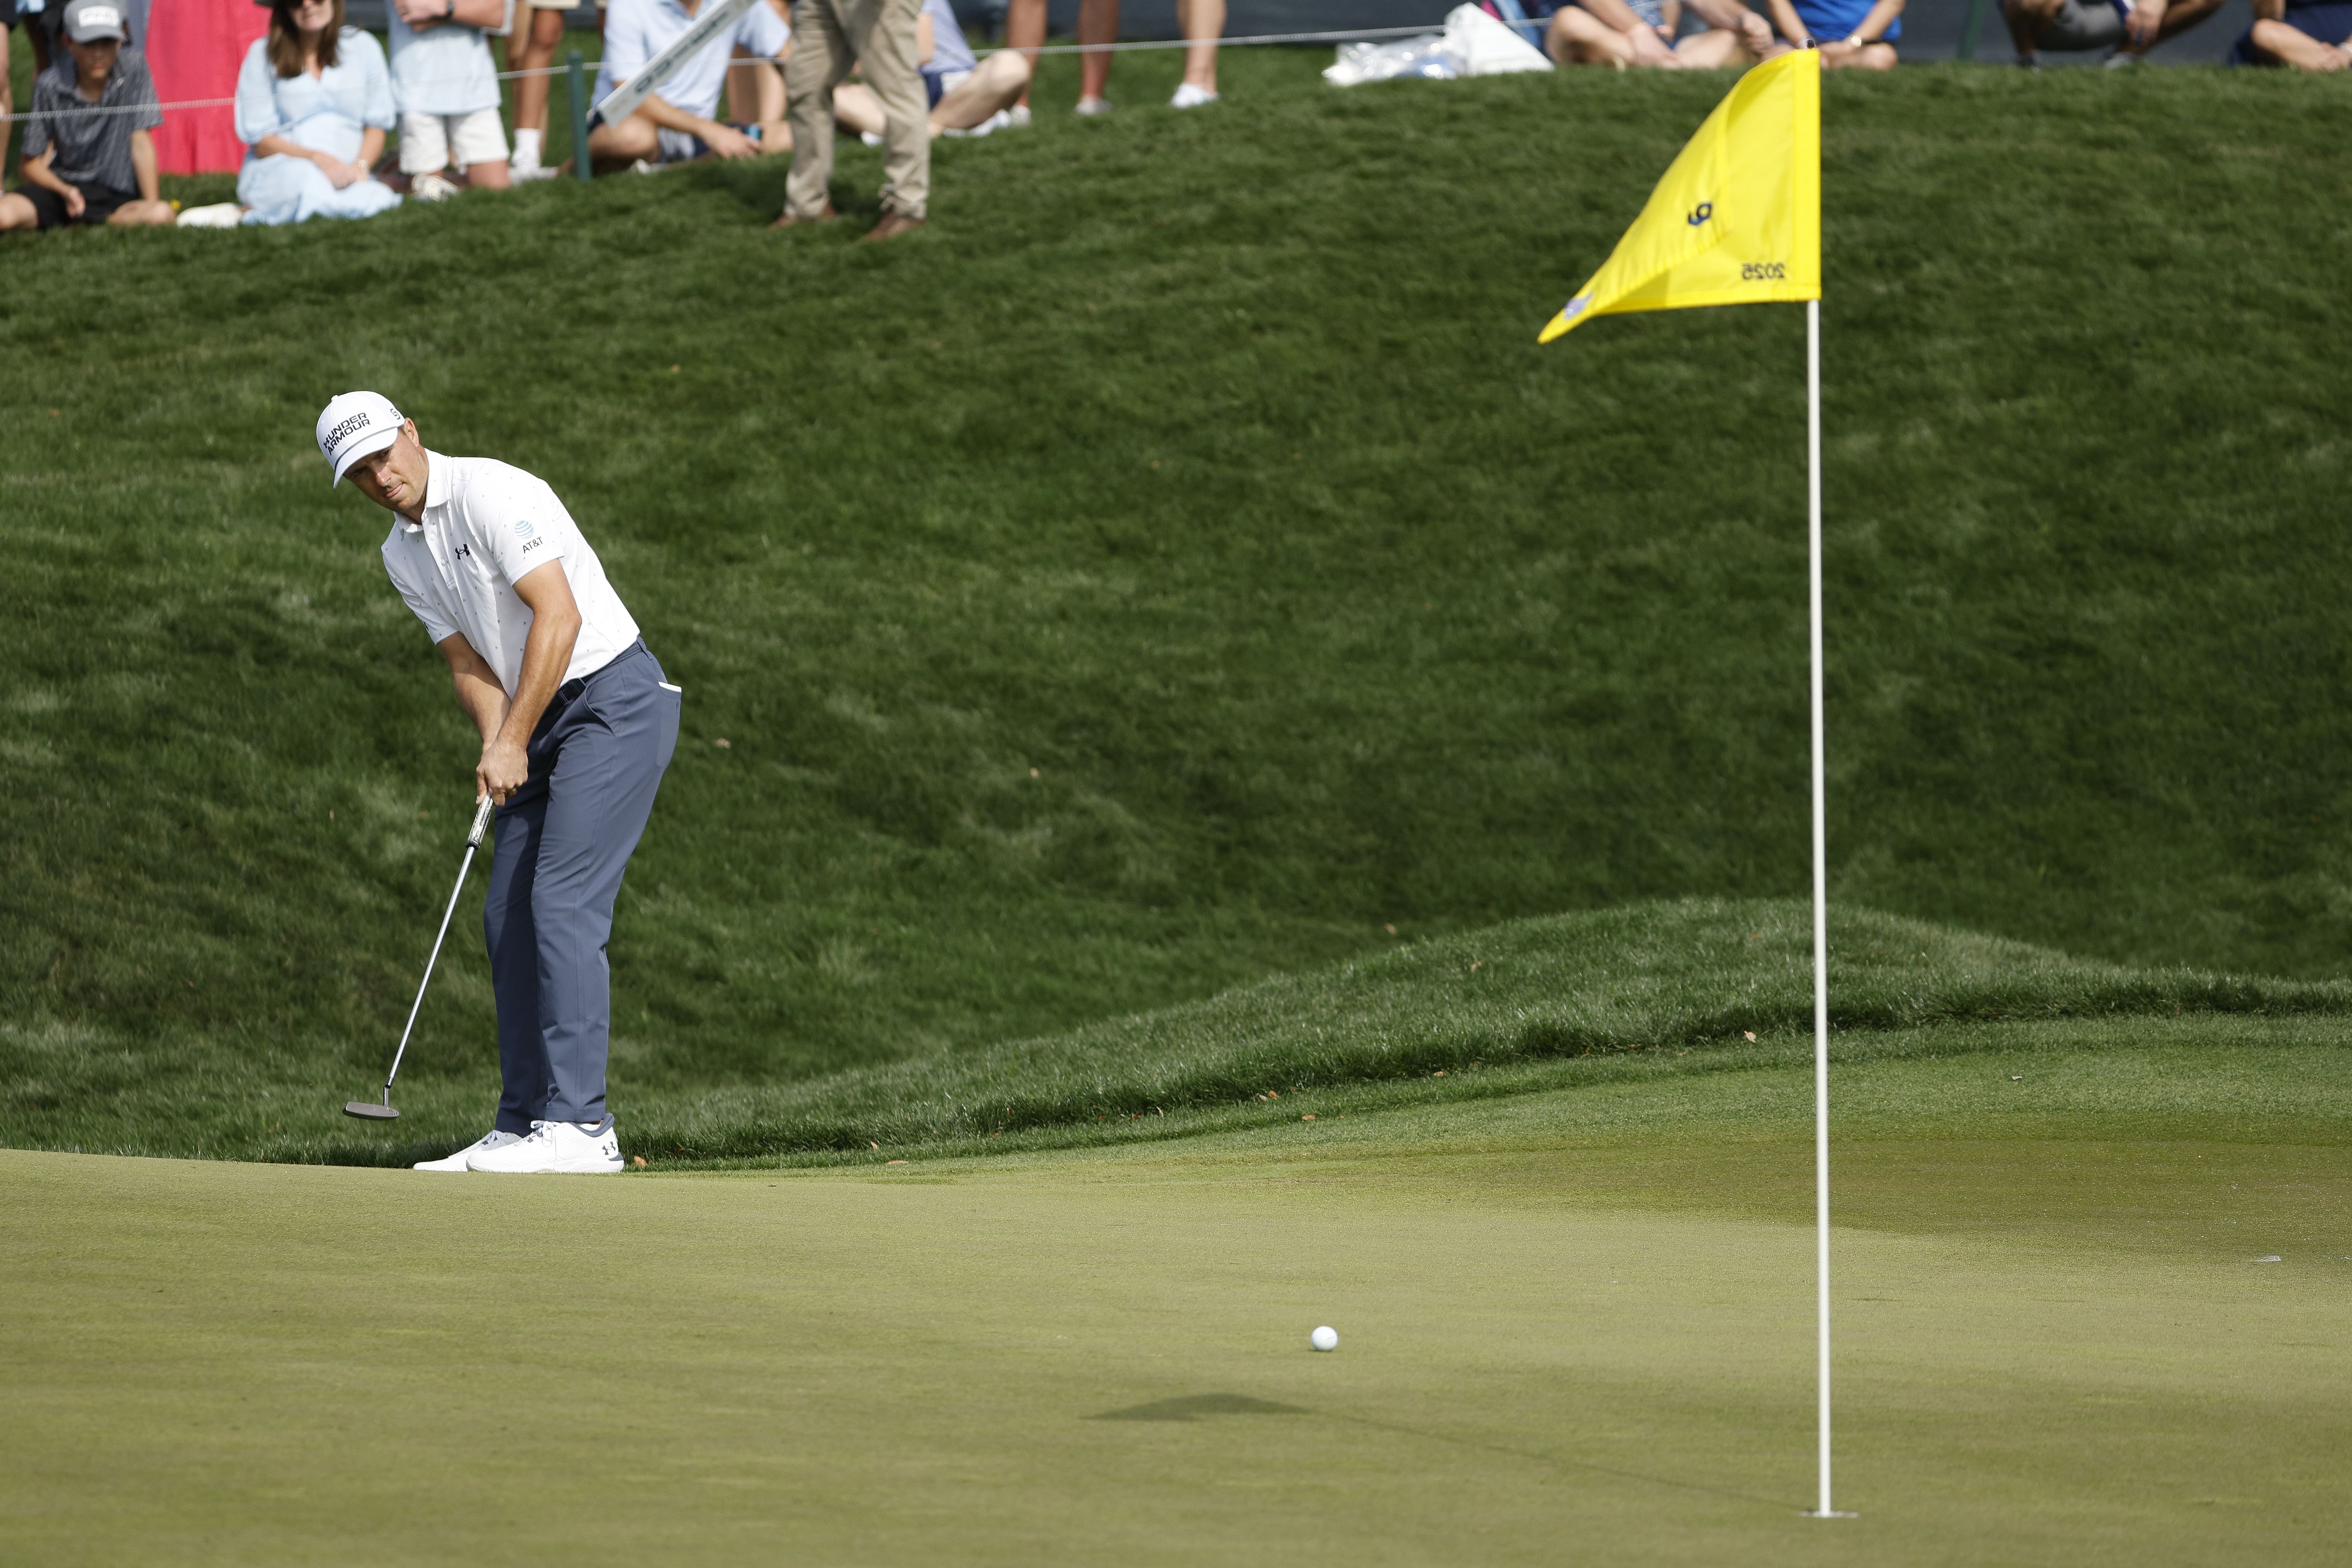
[[316, 391, 405, 487]]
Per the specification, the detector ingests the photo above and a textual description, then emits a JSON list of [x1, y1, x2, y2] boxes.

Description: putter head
[[343, 1100, 400, 1122]]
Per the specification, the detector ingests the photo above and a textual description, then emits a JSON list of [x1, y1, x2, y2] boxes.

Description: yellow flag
[[1539, 49, 1820, 343]]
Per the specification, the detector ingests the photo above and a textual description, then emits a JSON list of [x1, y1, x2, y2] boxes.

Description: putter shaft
[[382, 797, 498, 1096]]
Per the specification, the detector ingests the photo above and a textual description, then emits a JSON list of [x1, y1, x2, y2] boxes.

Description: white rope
[[0, 24, 1439, 124]]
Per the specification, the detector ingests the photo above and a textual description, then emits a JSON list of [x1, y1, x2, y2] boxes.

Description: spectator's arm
[[1682, 0, 1775, 50], [1578, 0, 1681, 60], [1765, 0, 1812, 39], [632, 91, 761, 156], [251, 132, 372, 188], [0, 29, 12, 125], [393, 0, 503, 33], [916, 9, 935, 64], [2249, 0, 2282, 17], [18, 149, 83, 216], [129, 128, 160, 202]]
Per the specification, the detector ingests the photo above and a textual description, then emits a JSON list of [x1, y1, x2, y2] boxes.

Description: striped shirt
[[22, 49, 162, 194]]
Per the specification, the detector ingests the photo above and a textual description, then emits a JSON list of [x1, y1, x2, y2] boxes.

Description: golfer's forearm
[[494, 613, 581, 750]]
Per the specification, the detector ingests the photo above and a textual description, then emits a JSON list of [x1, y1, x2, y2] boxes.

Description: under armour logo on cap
[[316, 391, 405, 488]]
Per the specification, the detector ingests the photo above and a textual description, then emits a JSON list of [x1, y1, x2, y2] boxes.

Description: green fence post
[[568, 50, 593, 184], [1957, 0, 1988, 58]]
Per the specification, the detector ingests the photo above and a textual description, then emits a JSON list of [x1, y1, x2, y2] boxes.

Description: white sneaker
[[467, 1118, 624, 1174], [942, 109, 1011, 139], [1169, 82, 1219, 109], [410, 171, 463, 202], [1005, 105, 1032, 128], [413, 1129, 521, 1172], [860, 131, 885, 147], [1074, 96, 1114, 116], [512, 160, 559, 183]]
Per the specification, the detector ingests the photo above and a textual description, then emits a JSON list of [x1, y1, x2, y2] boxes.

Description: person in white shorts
[[505, 0, 579, 179], [388, 0, 511, 198]]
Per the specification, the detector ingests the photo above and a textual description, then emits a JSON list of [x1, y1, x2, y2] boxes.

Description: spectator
[[386, 0, 511, 199], [6, 0, 59, 81], [2232, 0, 2352, 66], [2005, 0, 2223, 64], [773, 0, 926, 238], [1001, 0, 1221, 114], [589, 0, 790, 172], [833, 0, 1031, 138], [1546, 0, 1773, 66], [724, 0, 792, 153], [0, 0, 174, 232], [232, 0, 400, 225], [504, 0, 580, 180], [1766, 0, 1902, 67]]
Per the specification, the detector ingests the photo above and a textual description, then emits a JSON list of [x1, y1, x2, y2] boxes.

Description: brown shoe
[[768, 203, 838, 230], [861, 212, 926, 241]]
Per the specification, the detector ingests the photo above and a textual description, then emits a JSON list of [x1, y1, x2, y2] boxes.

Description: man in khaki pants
[[772, 0, 928, 239]]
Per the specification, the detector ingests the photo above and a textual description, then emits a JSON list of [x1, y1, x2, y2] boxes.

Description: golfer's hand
[[477, 738, 530, 805], [704, 123, 761, 159]]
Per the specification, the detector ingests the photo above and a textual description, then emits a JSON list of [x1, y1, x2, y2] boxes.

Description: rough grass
[[6, 60, 2352, 1159]]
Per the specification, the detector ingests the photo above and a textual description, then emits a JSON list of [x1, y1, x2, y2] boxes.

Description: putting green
[[5, 1033, 2348, 1565]]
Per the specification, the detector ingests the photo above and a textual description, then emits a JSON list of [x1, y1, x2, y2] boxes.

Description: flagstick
[[1805, 297, 1848, 1521]]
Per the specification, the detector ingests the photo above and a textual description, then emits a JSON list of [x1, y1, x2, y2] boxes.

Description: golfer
[[317, 392, 680, 1174]]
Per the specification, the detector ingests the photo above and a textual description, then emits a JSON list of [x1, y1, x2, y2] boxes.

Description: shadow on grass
[[1091, 1393, 1310, 1421]]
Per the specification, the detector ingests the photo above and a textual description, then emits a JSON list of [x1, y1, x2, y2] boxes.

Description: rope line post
[[568, 50, 593, 185]]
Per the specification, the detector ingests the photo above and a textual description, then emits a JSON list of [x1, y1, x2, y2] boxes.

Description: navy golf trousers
[[483, 639, 679, 1132]]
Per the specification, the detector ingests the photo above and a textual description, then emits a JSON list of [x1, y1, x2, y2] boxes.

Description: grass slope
[[11, 895, 2348, 1165], [6, 1044, 2350, 1565], [7, 60, 2352, 1139]]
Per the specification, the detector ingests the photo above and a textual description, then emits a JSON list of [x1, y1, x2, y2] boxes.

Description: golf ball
[[1310, 1325, 1339, 1352]]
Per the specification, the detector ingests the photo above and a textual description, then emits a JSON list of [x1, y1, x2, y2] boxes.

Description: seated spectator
[[387, 0, 511, 198], [1546, 0, 1772, 67], [2005, 0, 2223, 65], [0, 0, 174, 232], [834, 0, 1031, 139], [2231, 0, 2352, 67], [588, 0, 790, 172], [1766, 0, 1903, 67], [722, 0, 792, 154], [232, 0, 401, 225]]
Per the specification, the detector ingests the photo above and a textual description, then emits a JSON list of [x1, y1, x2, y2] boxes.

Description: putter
[[345, 794, 498, 1122]]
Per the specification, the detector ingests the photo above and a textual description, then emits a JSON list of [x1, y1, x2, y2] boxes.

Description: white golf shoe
[[466, 1118, 624, 1174], [413, 1129, 522, 1172]]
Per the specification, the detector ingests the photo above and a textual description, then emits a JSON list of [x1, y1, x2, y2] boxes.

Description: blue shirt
[[234, 29, 396, 160], [923, 0, 976, 76], [596, 0, 790, 123], [1789, 0, 1901, 40], [387, 5, 501, 116]]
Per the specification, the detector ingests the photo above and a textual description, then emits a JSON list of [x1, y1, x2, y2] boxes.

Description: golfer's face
[[347, 424, 430, 515]]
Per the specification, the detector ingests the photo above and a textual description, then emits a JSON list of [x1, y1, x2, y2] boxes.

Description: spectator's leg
[[842, 0, 929, 220], [783, 0, 853, 218], [1828, 40, 1900, 67], [2247, 16, 2350, 65], [834, 80, 888, 136], [1176, 0, 1221, 94], [107, 198, 177, 226], [1077, 0, 1118, 105], [1546, 7, 1642, 64], [2002, 0, 2063, 60], [2149, 0, 2227, 40], [1672, 27, 1754, 65], [1004, 0, 1045, 109], [0, 192, 40, 231], [588, 110, 663, 172], [728, 51, 791, 149], [510, 4, 567, 158], [454, 108, 514, 190], [932, 49, 1029, 131], [398, 110, 454, 179]]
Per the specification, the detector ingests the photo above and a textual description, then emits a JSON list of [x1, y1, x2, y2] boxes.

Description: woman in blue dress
[[234, 0, 401, 225]]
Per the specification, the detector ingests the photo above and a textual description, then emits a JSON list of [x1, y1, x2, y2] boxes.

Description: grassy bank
[[10, 896, 2348, 1165], [7, 62, 2352, 1145]]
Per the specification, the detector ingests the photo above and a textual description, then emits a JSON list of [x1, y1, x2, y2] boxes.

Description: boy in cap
[[0, 0, 175, 230], [316, 392, 681, 1174]]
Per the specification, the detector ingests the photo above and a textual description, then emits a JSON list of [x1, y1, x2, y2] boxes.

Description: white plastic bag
[[1443, 3, 1556, 74], [1323, 33, 1464, 86]]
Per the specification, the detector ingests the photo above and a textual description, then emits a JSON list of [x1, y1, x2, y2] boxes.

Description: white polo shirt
[[380, 451, 641, 699]]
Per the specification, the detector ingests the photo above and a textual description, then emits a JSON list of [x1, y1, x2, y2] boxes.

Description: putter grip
[[468, 795, 497, 847]]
